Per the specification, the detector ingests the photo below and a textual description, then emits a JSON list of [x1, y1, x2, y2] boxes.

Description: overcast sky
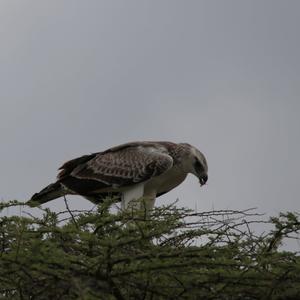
[[1, 1, 300, 238]]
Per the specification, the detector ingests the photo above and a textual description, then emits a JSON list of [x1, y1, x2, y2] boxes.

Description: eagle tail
[[27, 182, 66, 207]]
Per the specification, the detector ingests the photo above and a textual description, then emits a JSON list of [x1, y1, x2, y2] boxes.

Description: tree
[[0, 199, 300, 299]]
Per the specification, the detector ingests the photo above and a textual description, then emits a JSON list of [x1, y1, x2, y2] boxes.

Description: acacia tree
[[0, 199, 300, 299]]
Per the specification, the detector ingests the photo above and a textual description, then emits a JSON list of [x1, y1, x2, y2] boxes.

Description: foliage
[[0, 199, 300, 299]]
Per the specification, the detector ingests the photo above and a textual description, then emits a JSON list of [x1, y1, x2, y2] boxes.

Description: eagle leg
[[121, 183, 144, 210]]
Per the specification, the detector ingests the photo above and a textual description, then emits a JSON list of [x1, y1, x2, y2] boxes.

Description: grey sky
[[1, 0, 299, 230]]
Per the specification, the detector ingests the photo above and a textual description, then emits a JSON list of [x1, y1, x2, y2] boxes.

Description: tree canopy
[[0, 199, 300, 299]]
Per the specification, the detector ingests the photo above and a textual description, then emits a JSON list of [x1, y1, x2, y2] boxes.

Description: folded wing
[[58, 143, 174, 196]]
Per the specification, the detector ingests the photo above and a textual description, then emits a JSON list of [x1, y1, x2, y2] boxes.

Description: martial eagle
[[28, 141, 208, 210]]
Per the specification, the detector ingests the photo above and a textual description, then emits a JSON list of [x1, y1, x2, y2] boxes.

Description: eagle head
[[186, 145, 208, 186]]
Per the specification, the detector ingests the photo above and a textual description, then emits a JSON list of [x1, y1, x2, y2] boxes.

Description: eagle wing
[[57, 143, 173, 195]]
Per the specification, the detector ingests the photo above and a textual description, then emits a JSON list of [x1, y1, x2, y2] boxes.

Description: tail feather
[[27, 182, 66, 207]]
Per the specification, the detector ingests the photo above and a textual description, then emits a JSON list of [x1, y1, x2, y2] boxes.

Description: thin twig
[[63, 195, 79, 229]]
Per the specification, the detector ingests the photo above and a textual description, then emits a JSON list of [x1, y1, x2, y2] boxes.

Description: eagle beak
[[199, 174, 208, 186]]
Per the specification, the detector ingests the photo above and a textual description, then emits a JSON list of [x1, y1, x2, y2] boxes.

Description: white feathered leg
[[142, 193, 156, 212], [121, 183, 144, 210]]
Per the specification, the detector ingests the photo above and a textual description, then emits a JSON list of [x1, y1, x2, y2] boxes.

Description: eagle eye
[[194, 159, 204, 173]]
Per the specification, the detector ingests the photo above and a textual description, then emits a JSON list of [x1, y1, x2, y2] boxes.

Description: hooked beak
[[199, 174, 208, 186]]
